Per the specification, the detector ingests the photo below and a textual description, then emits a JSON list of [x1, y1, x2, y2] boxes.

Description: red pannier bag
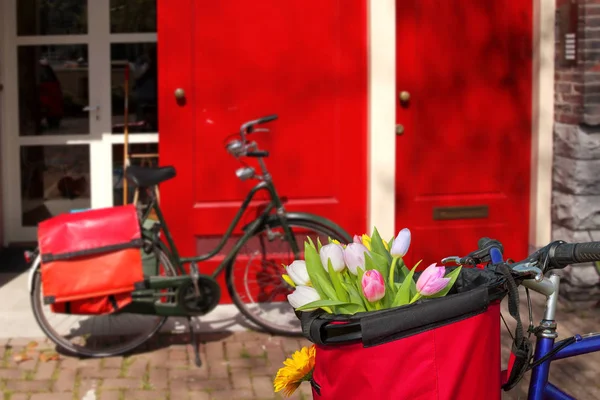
[[298, 266, 525, 400], [38, 205, 145, 315]]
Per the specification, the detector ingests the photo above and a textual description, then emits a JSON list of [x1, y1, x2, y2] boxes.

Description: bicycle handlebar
[[225, 114, 278, 160], [447, 238, 600, 277], [546, 240, 600, 269], [240, 114, 278, 135]]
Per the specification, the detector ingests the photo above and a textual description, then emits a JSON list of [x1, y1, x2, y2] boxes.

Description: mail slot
[[433, 205, 489, 220]]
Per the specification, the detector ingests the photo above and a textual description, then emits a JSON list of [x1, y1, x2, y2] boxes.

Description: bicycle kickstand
[[187, 316, 202, 367]]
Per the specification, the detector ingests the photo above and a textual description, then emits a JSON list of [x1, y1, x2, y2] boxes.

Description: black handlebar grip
[[257, 114, 278, 124], [246, 150, 270, 157], [550, 241, 600, 268]]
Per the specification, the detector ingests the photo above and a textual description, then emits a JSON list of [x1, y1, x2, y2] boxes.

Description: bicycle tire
[[226, 218, 348, 336], [31, 238, 175, 358]]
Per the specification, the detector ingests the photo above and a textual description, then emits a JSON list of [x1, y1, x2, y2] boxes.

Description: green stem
[[410, 293, 422, 304], [389, 257, 399, 290]]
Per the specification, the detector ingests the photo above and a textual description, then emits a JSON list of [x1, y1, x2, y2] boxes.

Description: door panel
[[396, 0, 532, 266], [159, 1, 368, 261]]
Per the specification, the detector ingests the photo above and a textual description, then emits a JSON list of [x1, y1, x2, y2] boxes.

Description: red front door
[[158, 1, 368, 298], [395, 0, 533, 266]]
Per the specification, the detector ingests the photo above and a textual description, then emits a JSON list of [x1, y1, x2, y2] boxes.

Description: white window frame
[[1, 0, 157, 245]]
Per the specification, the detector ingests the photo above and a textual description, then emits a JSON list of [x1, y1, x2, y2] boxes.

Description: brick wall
[[552, 0, 600, 300]]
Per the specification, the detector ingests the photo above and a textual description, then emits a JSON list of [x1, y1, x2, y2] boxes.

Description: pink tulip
[[353, 235, 363, 245], [361, 269, 386, 302], [416, 263, 451, 296]]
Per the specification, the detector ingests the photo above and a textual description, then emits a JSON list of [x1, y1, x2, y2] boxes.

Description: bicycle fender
[[256, 212, 352, 243], [27, 255, 42, 294]]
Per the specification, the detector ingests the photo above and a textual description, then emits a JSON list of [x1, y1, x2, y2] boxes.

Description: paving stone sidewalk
[[0, 331, 313, 400]]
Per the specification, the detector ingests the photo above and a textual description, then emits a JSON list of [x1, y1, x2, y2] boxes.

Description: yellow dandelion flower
[[274, 345, 316, 397]]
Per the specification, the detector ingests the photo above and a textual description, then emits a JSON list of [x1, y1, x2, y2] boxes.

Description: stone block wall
[[552, 0, 600, 300]]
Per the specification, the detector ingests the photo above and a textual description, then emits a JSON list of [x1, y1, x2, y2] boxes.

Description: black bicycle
[[27, 114, 352, 361]]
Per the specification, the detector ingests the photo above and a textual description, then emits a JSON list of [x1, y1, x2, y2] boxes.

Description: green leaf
[[336, 303, 363, 315], [295, 299, 355, 311], [425, 266, 463, 299], [381, 285, 394, 309], [396, 258, 420, 297], [341, 281, 367, 312], [328, 260, 349, 303], [303, 241, 338, 301], [365, 252, 391, 285], [370, 228, 392, 263], [392, 264, 419, 307], [317, 237, 323, 251], [364, 254, 376, 271]]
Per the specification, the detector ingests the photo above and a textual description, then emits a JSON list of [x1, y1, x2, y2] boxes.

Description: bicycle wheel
[[31, 239, 176, 358], [226, 219, 347, 336]]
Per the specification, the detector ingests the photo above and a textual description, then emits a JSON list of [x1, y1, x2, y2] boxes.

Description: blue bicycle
[[445, 239, 600, 399]]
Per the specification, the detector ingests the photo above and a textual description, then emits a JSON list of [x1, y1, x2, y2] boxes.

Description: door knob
[[399, 91, 411, 102], [396, 124, 405, 135], [174, 88, 185, 100]]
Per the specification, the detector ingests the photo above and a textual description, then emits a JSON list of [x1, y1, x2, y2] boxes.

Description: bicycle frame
[[522, 274, 600, 400], [139, 176, 295, 278]]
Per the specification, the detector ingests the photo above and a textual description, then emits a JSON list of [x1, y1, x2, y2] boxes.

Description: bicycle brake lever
[[511, 262, 544, 282], [440, 256, 476, 266]]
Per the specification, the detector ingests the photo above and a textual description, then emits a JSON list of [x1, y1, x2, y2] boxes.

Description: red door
[[395, 0, 532, 266], [158, 1, 368, 299]]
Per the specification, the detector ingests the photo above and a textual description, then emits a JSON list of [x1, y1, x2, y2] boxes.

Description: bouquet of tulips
[[282, 227, 462, 315], [274, 227, 463, 397]]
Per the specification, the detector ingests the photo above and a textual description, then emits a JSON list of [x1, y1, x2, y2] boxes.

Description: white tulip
[[287, 285, 321, 310], [285, 260, 311, 286], [343, 243, 370, 275], [319, 243, 346, 272]]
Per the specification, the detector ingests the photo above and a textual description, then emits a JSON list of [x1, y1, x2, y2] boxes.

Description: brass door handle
[[174, 88, 186, 99], [396, 124, 405, 135], [399, 91, 410, 102]]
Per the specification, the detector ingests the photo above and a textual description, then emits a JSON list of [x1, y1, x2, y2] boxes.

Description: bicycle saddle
[[125, 165, 176, 187]]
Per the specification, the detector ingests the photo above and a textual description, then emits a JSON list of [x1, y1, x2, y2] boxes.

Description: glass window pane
[[110, 0, 156, 33], [17, 0, 87, 36], [18, 45, 89, 136], [21, 145, 90, 227], [112, 143, 159, 205], [111, 43, 158, 134]]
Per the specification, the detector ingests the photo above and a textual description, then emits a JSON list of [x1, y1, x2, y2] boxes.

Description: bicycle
[[25, 114, 352, 365], [442, 238, 600, 399]]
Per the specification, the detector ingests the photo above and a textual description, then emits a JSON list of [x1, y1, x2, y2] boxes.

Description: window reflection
[[17, 0, 87, 36], [21, 145, 90, 226], [110, 0, 156, 33], [111, 43, 158, 134], [18, 45, 89, 136]]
